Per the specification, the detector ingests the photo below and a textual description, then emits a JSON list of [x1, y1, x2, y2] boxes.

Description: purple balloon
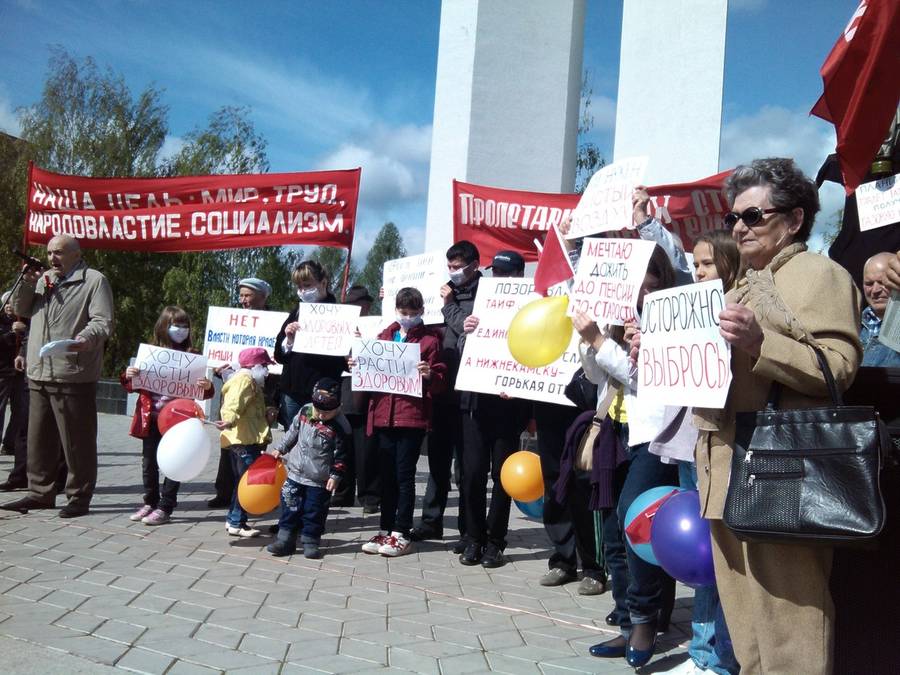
[[650, 490, 715, 588]]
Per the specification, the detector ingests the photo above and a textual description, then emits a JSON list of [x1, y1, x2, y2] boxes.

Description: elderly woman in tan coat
[[694, 158, 861, 675]]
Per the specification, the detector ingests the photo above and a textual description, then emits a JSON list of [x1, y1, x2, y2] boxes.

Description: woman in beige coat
[[694, 158, 862, 675]]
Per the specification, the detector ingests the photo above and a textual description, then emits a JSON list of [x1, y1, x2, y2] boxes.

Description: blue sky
[[1, 0, 856, 257]]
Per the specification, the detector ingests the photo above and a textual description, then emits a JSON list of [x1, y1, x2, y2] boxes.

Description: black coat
[[273, 293, 347, 400]]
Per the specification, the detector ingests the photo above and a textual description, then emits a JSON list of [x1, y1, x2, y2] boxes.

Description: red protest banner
[[24, 164, 361, 252], [452, 171, 732, 265]]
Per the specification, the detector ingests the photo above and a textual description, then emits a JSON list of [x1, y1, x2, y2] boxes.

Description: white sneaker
[[130, 505, 154, 522], [379, 532, 413, 557], [658, 657, 703, 674], [226, 525, 261, 538], [362, 531, 389, 554]]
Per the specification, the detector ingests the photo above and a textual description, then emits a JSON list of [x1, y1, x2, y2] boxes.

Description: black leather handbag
[[723, 347, 888, 544]]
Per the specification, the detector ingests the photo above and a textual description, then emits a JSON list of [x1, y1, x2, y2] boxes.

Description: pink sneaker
[[141, 508, 170, 526], [361, 532, 388, 554], [129, 505, 154, 522]]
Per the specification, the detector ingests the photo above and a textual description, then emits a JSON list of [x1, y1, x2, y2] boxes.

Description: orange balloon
[[237, 461, 288, 515], [500, 451, 544, 502]]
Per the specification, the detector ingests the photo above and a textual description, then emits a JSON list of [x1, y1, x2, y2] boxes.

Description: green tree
[[305, 246, 359, 299], [12, 48, 282, 374], [355, 221, 406, 314], [575, 69, 605, 194], [0, 132, 30, 285]]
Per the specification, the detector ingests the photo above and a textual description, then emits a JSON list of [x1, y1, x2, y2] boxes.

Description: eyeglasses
[[722, 206, 792, 228]]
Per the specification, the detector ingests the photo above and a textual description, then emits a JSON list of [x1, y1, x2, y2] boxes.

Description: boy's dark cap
[[488, 250, 525, 273], [311, 377, 341, 411]]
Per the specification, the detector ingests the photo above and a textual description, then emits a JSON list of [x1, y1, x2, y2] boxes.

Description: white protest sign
[[382, 251, 447, 325], [856, 174, 900, 232], [356, 315, 391, 340], [203, 306, 289, 374], [132, 344, 209, 399], [351, 339, 422, 396], [636, 279, 732, 408], [455, 277, 578, 406], [566, 156, 648, 238], [567, 237, 657, 326], [291, 303, 361, 356]]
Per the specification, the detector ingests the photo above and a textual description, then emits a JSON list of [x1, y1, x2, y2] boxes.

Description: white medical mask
[[250, 364, 268, 387], [168, 325, 190, 344], [298, 287, 322, 303], [397, 314, 423, 331], [448, 263, 472, 286]]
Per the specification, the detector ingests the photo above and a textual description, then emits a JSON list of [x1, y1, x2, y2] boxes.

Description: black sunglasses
[[722, 206, 792, 228]]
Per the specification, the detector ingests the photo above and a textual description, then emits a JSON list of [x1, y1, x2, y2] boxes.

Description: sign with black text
[[132, 344, 209, 400], [291, 303, 361, 356], [351, 339, 421, 396]]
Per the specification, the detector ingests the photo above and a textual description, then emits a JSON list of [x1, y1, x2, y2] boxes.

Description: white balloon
[[157, 418, 211, 482]]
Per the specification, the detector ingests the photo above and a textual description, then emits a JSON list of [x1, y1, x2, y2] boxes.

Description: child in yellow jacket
[[215, 347, 274, 537]]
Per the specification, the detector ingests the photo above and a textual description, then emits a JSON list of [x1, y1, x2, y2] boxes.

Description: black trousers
[[460, 410, 518, 548], [332, 413, 380, 507], [141, 424, 180, 514], [212, 448, 236, 501], [417, 396, 463, 537], [0, 371, 28, 484], [534, 401, 603, 578]]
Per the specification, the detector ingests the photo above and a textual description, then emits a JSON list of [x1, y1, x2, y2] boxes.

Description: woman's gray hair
[[724, 158, 820, 242]]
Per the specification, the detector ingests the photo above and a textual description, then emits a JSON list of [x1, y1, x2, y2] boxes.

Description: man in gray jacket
[[1, 235, 114, 518]]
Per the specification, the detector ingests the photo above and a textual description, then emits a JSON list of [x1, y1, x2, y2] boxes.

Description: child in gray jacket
[[266, 378, 349, 558]]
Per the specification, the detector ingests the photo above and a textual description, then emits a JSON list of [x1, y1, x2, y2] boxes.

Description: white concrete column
[[425, 0, 586, 253], [613, 0, 728, 184]]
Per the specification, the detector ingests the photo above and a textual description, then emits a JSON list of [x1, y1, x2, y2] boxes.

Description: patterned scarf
[[731, 242, 822, 350]]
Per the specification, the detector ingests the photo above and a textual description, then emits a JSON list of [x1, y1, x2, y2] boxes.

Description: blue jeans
[[276, 477, 331, 544], [280, 393, 302, 431], [607, 436, 678, 628], [678, 461, 738, 674], [226, 445, 264, 528], [378, 427, 425, 537]]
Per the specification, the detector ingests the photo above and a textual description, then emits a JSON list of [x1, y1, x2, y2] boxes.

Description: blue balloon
[[650, 490, 715, 588], [623, 486, 681, 565], [515, 496, 544, 519]]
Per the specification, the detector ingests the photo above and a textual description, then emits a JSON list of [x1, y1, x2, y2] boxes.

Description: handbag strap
[[765, 345, 843, 411]]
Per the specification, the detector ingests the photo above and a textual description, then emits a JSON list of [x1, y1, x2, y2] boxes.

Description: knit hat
[[311, 377, 341, 411]]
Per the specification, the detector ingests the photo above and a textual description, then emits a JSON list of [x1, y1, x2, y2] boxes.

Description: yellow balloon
[[500, 451, 544, 502], [507, 295, 573, 368], [238, 461, 288, 515]]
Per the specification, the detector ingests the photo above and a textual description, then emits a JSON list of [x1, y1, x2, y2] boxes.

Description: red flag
[[246, 453, 279, 486], [811, 0, 900, 193], [533, 224, 574, 296]]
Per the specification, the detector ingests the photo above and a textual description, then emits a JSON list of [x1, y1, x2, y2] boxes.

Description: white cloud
[[0, 94, 20, 136], [719, 105, 844, 253], [589, 94, 617, 131], [157, 134, 185, 163]]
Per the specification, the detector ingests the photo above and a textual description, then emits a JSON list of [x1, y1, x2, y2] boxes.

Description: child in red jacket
[[356, 287, 446, 557], [122, 306, 213, 526]]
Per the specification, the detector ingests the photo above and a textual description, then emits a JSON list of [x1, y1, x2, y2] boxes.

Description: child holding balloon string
[[214, 347, 275, 538], [121, 305, 213, 526], [265, 377, 349, 559]]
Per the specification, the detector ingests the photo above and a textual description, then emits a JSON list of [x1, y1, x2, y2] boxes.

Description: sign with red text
[[452, 171, 732, 264], [637, 280, 732, 408], [132, 344, 209, 400], [855, 174, 900, 232], [567, 238, 657, 326], [24, 164, 360, 251], [291, 303, 361, 356], [567, 157, 648, 238], [351, 339, 421, 396], [455, 277, 578, 406], [203, 307, 289, 374], [382, 251, 447, 325]]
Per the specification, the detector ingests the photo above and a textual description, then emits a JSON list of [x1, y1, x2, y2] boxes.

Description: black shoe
[[458, 542, 483, 566], [207, 496, 230, 508], [451, 539, 467, 554], [266, 540, 296, 557], [409, 526, 442, 542], [330, 497, 354, 507], [0, 445, 13, 456], [361, 502, 380, 514], [0, 496, 54, 513], [481, 543, 506, 569], [59, 503, 89, 518], [605, 611, 626, 626], [0, 480, 27, 492]]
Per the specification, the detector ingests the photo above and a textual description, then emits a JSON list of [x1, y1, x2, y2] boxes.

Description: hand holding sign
[[567, 157, 648, 239], [718, 303, 763, 358]]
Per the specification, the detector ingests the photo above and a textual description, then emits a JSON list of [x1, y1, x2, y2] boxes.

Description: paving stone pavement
[[0, 413, 695, 674]]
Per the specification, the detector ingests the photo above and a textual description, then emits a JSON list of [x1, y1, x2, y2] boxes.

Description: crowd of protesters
[[1, 157, 898, 674]]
